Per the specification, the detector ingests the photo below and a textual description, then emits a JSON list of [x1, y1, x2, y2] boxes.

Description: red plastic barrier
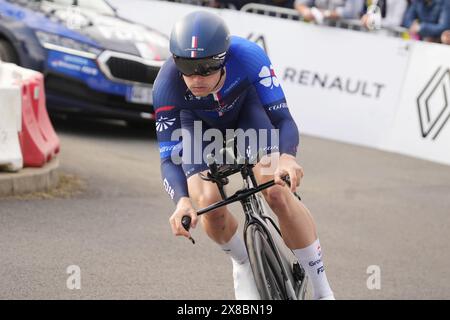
[[18, 81, 53, 167], [28, 73, 60, 156]]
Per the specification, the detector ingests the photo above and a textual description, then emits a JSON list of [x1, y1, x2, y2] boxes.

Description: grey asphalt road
[[1, 116, 449, 300]]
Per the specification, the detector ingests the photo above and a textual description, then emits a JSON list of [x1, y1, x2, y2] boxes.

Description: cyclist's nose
[[190, 75, 204, 82]]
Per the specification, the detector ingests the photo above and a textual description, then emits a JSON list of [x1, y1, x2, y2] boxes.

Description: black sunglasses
[[173, 55, 225, 76]]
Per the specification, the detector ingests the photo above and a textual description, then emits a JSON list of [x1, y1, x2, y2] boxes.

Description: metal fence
[[240, 3, 408, 38], [160, 1, 409, 38]]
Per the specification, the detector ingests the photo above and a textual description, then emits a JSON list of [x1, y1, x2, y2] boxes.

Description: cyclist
[[153, 11, 335, 300]]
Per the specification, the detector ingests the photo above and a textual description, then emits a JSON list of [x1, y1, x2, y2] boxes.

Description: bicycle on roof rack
[[182, 138, 308, 300]]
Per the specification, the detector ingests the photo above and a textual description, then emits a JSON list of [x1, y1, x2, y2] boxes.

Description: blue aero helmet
[[170, 11, 230, 76]]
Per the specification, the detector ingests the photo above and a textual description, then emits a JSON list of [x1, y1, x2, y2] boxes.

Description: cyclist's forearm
[[266, 109, 299, 157], [277, 119, 300, 157], [161, 159, 189, 204], [263, 99, 299, 157], [176, 196, 192, 208]]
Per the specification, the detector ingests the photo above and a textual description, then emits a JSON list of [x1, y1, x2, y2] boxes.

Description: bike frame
[[195, 158, 300, 300]]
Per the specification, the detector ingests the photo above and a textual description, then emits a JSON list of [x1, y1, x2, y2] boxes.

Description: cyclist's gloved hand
[[169, 197, 198, 239], [273, 154, 304, 193]]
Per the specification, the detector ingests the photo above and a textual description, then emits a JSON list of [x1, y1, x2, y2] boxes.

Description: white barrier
[[0, 62, 61, 168], [0, 63, 23, 129], [111, 1, 450, 165], [0, 82, 23, 172]]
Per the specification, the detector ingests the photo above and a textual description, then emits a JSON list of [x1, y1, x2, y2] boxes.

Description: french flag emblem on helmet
[[191, 36, 198, 58]]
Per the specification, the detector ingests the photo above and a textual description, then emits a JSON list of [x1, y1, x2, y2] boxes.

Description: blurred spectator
[[403, 0, 450, 42], [442, 30, 450, 44], [294, 0, 364, 24], [360, 0, 408, 30]]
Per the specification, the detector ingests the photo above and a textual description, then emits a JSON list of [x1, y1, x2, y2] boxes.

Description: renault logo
[[417, 67, 450, 140]]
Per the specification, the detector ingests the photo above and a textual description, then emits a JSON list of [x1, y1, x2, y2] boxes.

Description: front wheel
[[245, 223, 288, 300]]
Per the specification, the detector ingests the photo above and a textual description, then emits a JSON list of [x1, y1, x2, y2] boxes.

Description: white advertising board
[[383, 42, 450, 165], [220, 10, 411, 149]]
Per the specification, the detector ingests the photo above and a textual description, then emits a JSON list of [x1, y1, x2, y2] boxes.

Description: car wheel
[[0, 39, 19, 64]]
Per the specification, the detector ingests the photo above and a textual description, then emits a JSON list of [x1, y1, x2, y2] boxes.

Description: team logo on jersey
[[259, 65, 279, 89], [156, 116, 176, 132], [212, 93, 239, 116]]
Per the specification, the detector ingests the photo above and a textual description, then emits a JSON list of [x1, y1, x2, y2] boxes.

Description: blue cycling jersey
[[153, 36, 299, 203]]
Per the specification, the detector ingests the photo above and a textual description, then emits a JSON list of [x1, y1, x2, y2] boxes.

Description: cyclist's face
[[182, 69, 223, 97]]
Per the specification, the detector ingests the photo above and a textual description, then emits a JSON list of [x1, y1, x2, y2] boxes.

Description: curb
[[0, 158, 60, 197]]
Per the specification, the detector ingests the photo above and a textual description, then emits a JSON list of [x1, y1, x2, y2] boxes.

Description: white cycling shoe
[[232, 259, 261, 300]]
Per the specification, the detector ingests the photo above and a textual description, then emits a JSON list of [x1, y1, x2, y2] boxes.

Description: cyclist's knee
[[195, 190, 222, 208], [193, 188, 229, 222], [188, 172, 222, 208], [263, 185, 290, 213], [202, 207, 228, 225]]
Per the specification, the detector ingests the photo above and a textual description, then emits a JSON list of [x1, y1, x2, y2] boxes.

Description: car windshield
[[30, 0, 116, 16]]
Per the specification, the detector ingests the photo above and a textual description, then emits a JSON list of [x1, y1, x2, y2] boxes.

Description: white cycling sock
[[293, 238, 334, 300], [220, 230, 249, 264]]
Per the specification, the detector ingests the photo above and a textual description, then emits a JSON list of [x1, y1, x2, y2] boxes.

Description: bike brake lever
[[181, 216, 195, 245], [282, 175, 291, 187]]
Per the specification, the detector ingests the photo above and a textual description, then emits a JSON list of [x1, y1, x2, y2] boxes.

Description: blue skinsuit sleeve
[[239, 40, 300, 156], [153, 72, 189, 205]]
